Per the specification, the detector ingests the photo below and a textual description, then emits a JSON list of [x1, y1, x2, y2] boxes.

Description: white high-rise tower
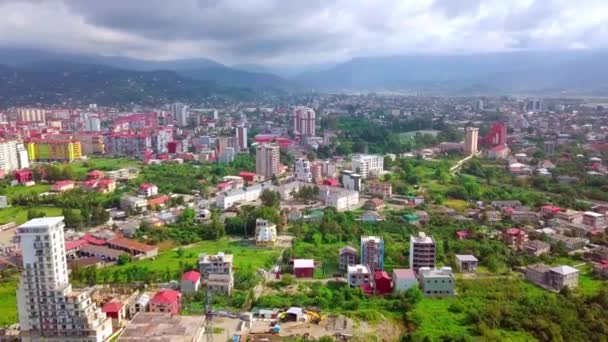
[[16, 217, 112, 341]]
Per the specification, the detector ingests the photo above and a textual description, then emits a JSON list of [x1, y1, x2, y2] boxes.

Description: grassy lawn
[[106, 238, 280, 275], [444, 198, 470, 212], [0, 277, 18, 327], [409, 278, 542, 341], [0, 184, 51, 200], [0, 206, 65, 225]]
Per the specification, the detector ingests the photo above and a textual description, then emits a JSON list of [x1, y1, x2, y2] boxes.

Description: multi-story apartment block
[[255, 143, 280, 180], [172, 103, 190, 127], [410, 232, 436, 271], [104, 133, 151, 157], [360, 236, 384, 272], [198, 252, 234, 295], [352, 154, 384, 179], [16, 108, 49, 123], [464, 127, 479, 155], [0, 139, 29, 172], [73, 133, 105, 155], [294, 158, 313, 182], [293, 106, 316, 137], [341, 170, 362, 192], [16, 217, 113, 341], [236, 123, 248, 150], [255, 218, 277, 247], [583, 211, 606, 229], [26, 139, 83, 162], [339, 246, 357, 271], [318, 186, 359, 212]]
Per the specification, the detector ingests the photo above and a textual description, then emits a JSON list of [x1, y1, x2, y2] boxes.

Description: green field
[[0, 277, 18, 326], [0, 184, 51, 201], [409, 278, 543, 341], [0, 206, 64, 225], [106, 238, 281, 275]]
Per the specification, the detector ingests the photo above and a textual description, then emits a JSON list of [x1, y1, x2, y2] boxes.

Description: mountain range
[[1, 48, 608, 98]]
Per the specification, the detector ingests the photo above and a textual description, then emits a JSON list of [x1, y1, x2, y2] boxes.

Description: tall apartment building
[[293, 106, 316, 137], [73, 133, 105, 155], [26, 139, 83, 162], [464, 127, 479, 155], [104, 133, 151, 157], [17, 108, 48, 123], [0, 139, 29, 172], [351, 154, 384, 179], [85, 117, 101, 132], [256, 143, 280, 180], [294, 158, 312, 182], [360, 236, 384, 272], [16, 217, 112, 341], [199, 252, 234, 295], [172, 103, 190, 127], [236, 124, 248, 150], [410, 232, 436, 271]]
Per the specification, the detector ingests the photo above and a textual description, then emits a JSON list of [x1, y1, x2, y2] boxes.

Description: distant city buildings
[[293, 106, 316, 137], [172, 103, 190, 127], [236, 123, 248, 150], [26, 138, 83, 162], [256, 143, 280, 180], [16, 108, 48, 123]]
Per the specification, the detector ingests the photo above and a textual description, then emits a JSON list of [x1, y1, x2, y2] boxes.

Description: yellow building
[[26, 139, 83, 162]]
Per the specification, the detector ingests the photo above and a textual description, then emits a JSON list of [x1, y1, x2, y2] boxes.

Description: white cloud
[[0, 0, 606, 65]]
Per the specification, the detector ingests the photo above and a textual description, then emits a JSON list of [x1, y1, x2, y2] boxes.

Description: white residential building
[[236, 124, 248, 150], [0, 139, 29, 173], [293, 106, 316, 137], [255, 218, 277, 247], [172, 103, 190, 127], [16, 217, 113, 341], [341, 170, 362, 192], [215, 182, 275, 209], [294, 158, 313, 182], [352, 154, 384, 179], [347, 264, 371, 287], [319, 186, 359, 212]]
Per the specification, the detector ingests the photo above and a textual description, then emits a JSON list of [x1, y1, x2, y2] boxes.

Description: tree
[[117, 254, 132, 265], [27, 209, 46, 220], [260, 189, 280, 208]]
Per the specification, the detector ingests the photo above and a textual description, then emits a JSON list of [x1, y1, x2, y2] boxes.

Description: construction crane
[[204, 288, 214, 342]]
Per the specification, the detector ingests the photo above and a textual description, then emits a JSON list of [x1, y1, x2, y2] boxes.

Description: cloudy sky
[[0, 0, 607, 65]]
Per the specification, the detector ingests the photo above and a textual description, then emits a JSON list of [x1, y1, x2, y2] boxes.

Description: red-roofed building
[[373, 271, 392, 295], [502, 228, 528, 247], [14, 169, 33, 184], [106, 237, 158, 258], [65, 239, 89, 258], [52, 180, 75, 193], [147, 195, 170, 208], [181, 270, 201, 294], [97, 179, 116, 193], [455, 230, 472, 240], [83, 234, 107, 246], [102, 301, 127, 328], [150, 290, 181, 315], [540, 205, 562, 218], [238, 171, 258, 183], [323, 178, 339, 187], [138, 183, 158, 197], [488, 144, 510, 159]]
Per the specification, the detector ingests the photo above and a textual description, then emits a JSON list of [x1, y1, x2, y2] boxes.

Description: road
[[450, 152, 480, 175]]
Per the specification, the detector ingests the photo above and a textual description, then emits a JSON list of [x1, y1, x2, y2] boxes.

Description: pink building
[[503, 228, 528, 247]]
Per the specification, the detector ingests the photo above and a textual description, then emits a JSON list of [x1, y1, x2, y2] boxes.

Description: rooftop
[[117, 312, 205, 342], [550, 265, 580, 275], [455, 254, 478, 262], [411, 232, 434, 243], [293, 259, 315, 268], [392, 268, 416, 279], [19, 216, 64, 229]]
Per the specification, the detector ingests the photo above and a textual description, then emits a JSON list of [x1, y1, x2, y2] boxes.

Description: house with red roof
[[52, 180, 75, 193], [102, 301, 126, 328], [181, 270, 201, 295], [13, 169, 33, 184], [373, 271, 392, 295], [455, 230, 472, 240], [322, 178, 339, 187], [540, 205, 562, 219], [150, 290, 181, 315], [83, 234, 107, 246], [138, 183, 159, 197], [64, 239, 89, 259], [502, 228, 529, 247]]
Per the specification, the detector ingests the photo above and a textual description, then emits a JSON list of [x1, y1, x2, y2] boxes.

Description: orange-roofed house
[[106, 237, 158, 258], [181, 270, 201, 294]]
